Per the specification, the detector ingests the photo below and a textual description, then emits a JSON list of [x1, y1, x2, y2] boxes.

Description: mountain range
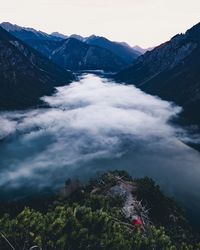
[[0, 22, 141, 71], [0, 22, 143, 110], [132, 45, 154, 54], [116, 22, 200, 126], [0, 26, 73, 110], [49, 37, 127, 71], [85, 35, 140, 64], [1, 20, 200, 125]]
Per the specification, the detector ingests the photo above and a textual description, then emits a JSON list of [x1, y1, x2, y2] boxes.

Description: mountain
[[24, 39, 63, 58], [132, 45, 154, 54], [0, 22, 64, 58], [70, 34, 85, 41], [0, 22, 61, 41], [51, 32, 68, 40], [50, 37, 127, 71], [85, 35, 141, 64], [1, 23, 139, 71], [0, 26, 73, 110], [116, 22, 200, 125]]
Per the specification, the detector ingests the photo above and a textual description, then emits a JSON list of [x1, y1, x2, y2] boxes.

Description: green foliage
[[0, 171, 199, 249], [135, 177, 196, 245]]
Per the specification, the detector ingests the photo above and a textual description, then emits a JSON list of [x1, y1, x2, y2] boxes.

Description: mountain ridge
[[85, 35, 141, 64], [0, 22, 141, 71], [50, 37, 128, 71], [0, 26, 74, 110], [116, 22, 200, 125]]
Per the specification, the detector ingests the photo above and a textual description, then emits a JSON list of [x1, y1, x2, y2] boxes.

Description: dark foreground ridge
[[0, 171, 199, 249]]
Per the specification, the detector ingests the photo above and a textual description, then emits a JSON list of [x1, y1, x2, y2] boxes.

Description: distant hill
[[116, 22, 200, 126], [85, 35, 141, 64], [0, 26, 73, 110], [132, 45, 154, 54], [0, 22, 64, 58], [50, 37, 127, 71], [1, 22, 140, 71], [51, 32, 68, 40], [0, 22, 62, 41], [70, 34, 85, 41]]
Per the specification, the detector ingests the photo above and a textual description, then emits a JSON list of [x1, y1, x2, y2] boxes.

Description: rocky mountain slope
[[132, 45, 154, 54], [51, 31, 68, 40], [0, 22, 63, 58], [1, 22, 140, 71], [116, 22, 200, 125], [85, 35, 141, 64], [0, 22, 62, 41], [0, 27, 73, 110], [50, 37, 127, 71]]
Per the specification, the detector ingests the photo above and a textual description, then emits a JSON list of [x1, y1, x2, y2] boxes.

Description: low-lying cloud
[[0, 74, 200, 219]]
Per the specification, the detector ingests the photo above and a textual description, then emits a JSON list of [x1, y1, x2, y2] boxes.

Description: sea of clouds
[[0, 74, 200, 214]]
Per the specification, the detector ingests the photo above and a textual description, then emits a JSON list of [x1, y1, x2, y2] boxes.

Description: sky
[[0, 0, 200, 50]]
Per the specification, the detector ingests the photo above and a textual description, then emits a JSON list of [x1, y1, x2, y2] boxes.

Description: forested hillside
[[0, 171, 199, 250]]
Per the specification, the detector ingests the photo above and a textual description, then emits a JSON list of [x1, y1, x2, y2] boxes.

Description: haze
[[0, 0, 200, 47]]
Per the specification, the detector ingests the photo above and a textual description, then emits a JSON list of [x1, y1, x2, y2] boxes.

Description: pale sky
[[0, 0, 200, 48]]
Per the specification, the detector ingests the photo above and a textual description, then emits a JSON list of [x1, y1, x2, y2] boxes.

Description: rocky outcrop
[[108, 177, 149, 231]]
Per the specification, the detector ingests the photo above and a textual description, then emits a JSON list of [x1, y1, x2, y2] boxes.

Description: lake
[[0, 73, 200, 228]]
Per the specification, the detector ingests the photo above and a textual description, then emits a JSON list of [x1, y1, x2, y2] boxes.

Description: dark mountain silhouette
[[85, 35, 141, 64], [0, 26, 73, 110], [51, 32, 68, 40], [1, 23, 139, 71], [116, 22, 200, 125], [0, 22, 61, 41], [0, 22, 63, 58], [132, 45, 154, 54], [50, 37, 127, 71]]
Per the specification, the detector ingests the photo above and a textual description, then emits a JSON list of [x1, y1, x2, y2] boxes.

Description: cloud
[[0, 117, 17, 139], [0, 73, 200, 217]]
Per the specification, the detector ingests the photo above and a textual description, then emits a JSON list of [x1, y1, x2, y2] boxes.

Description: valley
[[0, 14, 200, 248], [0, 73, 200, 230]]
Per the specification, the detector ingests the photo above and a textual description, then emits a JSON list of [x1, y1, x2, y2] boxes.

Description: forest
[[0, 171, 199, 250]]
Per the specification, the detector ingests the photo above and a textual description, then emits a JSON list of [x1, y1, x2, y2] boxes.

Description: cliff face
[[116, 23, 200, 125], [0, 27, 73, 110]]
